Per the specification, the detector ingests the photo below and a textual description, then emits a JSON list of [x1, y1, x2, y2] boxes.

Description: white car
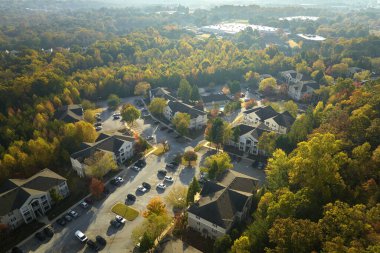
[[131, 166, 141, 172], [75, 230, 88, 242], [68, 210, 79, 218], [115, 215, 126, 224], [80, 201, 89, 209], [157, 183, 166, 190], [137, 186, 147, 193], [116, 176, 124, 183], [164, 176, 174, 183]]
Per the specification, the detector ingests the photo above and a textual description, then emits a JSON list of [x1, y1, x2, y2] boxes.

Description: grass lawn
[[111, 202, 139, 221], [153, 144, 169, 156]]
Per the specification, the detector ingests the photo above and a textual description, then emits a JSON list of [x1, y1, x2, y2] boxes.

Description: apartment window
[[23, 211, 30, 216], [26, 217, 33, 222]]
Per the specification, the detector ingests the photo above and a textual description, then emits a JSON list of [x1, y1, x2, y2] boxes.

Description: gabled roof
[[243, 105, 278, 121], [201, 94, 231, 104], [301, 80, 320, 91], [167, 101, 206, 119], [54, 104, 83, 123], [188, 170, 258, 229], [269, 111, 295, 128], [151, 87, 177, 101], [250, 127, 271, 141], [0, 169, 67, 216], [231, 124, 255, 136], [71, 133, 135, 162]]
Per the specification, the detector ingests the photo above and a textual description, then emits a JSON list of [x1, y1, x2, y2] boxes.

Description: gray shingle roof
[[71, 133, 135, 162], [201, 94, 231, 104], [167, 101, 206, 119], [188, 170, 258, 229], [243, 105, 278, 121], [270, 111, 295, 128], [0, 169, 67, 216], [54, 104, 83, 123]]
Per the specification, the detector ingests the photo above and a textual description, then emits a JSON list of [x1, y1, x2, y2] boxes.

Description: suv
[[158, 170, 167, 176], [110, 220, 121, 228], [75, 230, 88, 242], [164, 176, 174, 183], [142, 182, 151, 190], [126, 194, 136, 202], [96, 235, 107, 246], [35, 232, 45, 241], [135, 159, 146, 168]]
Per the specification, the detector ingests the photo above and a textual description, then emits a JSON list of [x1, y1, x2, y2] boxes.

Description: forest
[[0, 2, 379, 252]]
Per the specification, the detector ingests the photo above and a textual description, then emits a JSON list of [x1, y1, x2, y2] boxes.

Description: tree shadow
[[179, 167, 195, 186]]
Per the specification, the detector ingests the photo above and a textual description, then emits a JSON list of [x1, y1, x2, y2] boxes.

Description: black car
[[126, 194, 136, 202], [160, 126, 167, 131], [43, 226, 54, 238], [56, 218, 66, 226], [158, 170, 167, 176], [96, 235, 107, 246], [35, 231, 45, 241], [87, 239, 100, 251], [135, 159, 146, 168], [167, 129, 174, 133], [154, 121, 160, 125], [142, 182, 151, 190], [110, 220, 121, 228], [103, 187, 110, 194], [94, 122, 102, 127]]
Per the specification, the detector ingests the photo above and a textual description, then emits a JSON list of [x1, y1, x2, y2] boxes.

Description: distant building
[[287, 80, 320, 101], [187, 170, 258, 238], [0, 169, 69, 230], [243, 105, 295, 134], [201, 22, 278, 35], [164, 101, 207, 130], [201, 94, 232, 111], [70, 133, 135, 177], [297, 34, 326, 42], [54, 104, 84, 123], [228, 123, 271, 155], [279, 70, 303, 84]]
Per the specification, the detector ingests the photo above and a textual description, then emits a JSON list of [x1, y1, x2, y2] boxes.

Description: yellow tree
[[143, 197, 168, 218]]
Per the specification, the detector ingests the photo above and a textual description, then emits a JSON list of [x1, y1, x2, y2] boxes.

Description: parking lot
[[18, 96, 265, 253]]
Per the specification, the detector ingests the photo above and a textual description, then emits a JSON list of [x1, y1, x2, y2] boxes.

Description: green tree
[[139, 232, 154, 252], [107, 94, 121, 110], [205, 117, 231, 150], [190, 85, 201, 101], [84, 151, 118, 178], [283, 100, 298, 118], [213, 234, 232, 253], [134, 81, 151, 96], [148, 98, 167, 116], [289, 133, 348, 204], [265, 149, 291, 191], [259, 77, 277, 95], [204, 152, 233, 179], [121, 103, 141, 126], [186, 177, 201, 204], [182, 150, 198, 167], [165, 185, 188, 209], [49, 188, 63, 203], [172, 112, 190, 136], [231, 236, 250, 253], [268, 218, 321, 253], [258, 131, 277, 156], [227, 80, 241, 95], [178, 79, 192, 102]]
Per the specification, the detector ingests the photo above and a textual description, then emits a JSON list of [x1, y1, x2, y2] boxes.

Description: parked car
[[115, 215, 126, 224], [113, 115, 120, 120], [160, 126, 167, 131], [157, 183, 166, 190], [35, 231, 45, 241], [56, 218, 66, 226], [64, 215, 72, 222], [257, 162, 265, 170], [114, 176, 124, 184], [94, 122, 102, 127], [68, 210, 79, 218], [167, 129, 174, 133], [154, 121, 160, 125], [164, 176, 174, 183], [146, 136, 154, 141], [80, 201, 89, 209], [142, 182, 151, 190], [131, 165, 141, 172], [75, 230, 88, 242], [87, 239, 100, 251], [110, 220, 121, 228], [126, 194, 136, 202], [135, 159, 146, 168], [137, 186, 147, 193], [43, 226, 54, 238], [158, 170, 167, 176], [110, 178, 119, 186], [103, 187, 110, 195], [95, 126, 102, 131], [96, 235, 107, 246]]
